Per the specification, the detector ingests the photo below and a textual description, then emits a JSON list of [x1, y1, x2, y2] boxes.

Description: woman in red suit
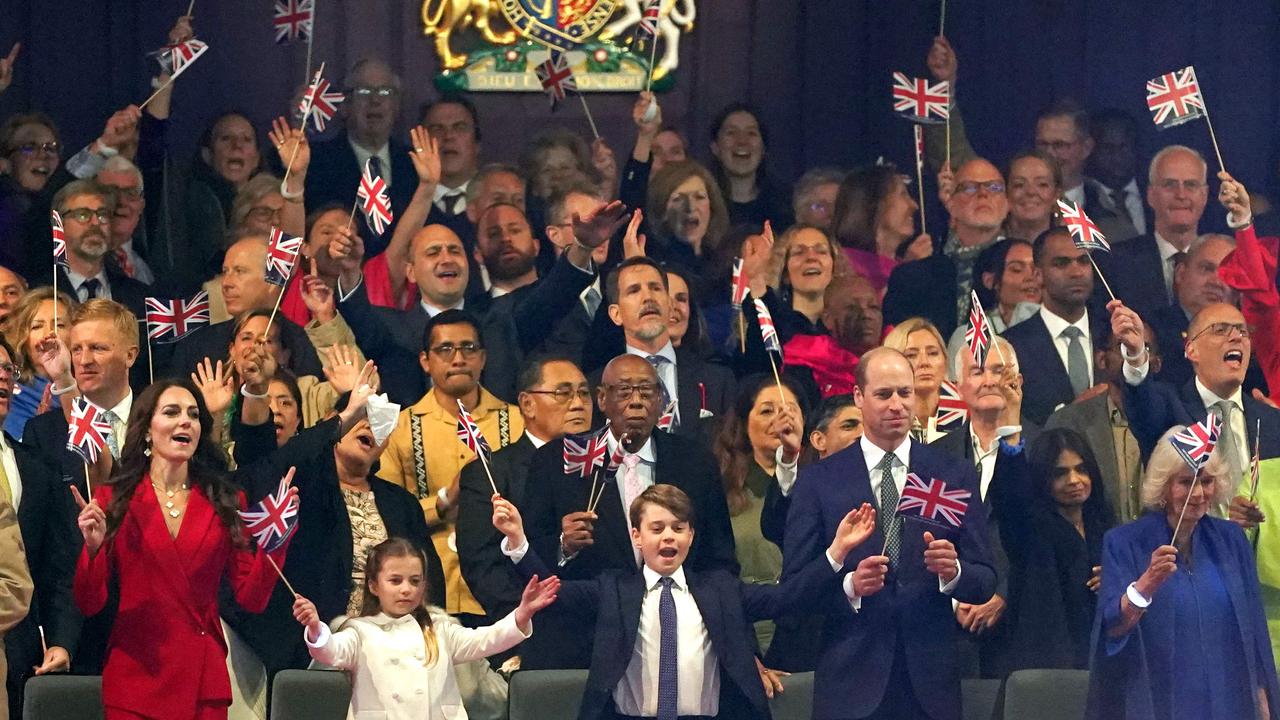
[[70, 375, 293, 720]]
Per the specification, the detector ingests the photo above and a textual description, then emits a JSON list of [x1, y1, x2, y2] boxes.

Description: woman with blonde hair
[[882, 317, 951, 442], [1, 287, 75, 438]]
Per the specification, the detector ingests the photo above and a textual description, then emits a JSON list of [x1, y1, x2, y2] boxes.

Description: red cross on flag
[[1146, 67, 1206, 129], [357, 159, 394, 236], [1057, 199, 1111, 253], [146, 291, 211, 343], [896, 473, 971, 528], [535, 51, 578, 110], [892, 72, 949, 124], [273, 0, 314, 44]]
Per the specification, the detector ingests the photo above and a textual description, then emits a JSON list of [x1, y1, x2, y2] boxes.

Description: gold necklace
[[151, 481, 189, 518]]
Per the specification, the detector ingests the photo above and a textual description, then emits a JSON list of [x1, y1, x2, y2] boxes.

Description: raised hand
[[340, 360, 378, 419], [1218, 170, 1251, 226], [572, 199, 629, 250], [0, 43, 20, 95], [191, 357, 234, 416], [851, 554, 889, 598], [560, 511, 597, 557], [1106, 299, 1146, 359], [71, 485, 106, 556], [903, 233, 933, 261], [1229, 495, 1265, 530], [491, 494, 524, 545], [300, 260, 336, 323], [321, 344, 362, 394], [622, 208, 647, 259], [98, 106, 142, 152], [408, 126, 442, 187], [1135, 545, 1177, 599], [514, 574, 562, 631], [937, 166, 956, 203], [168, 15, 195, 44], [632, 91, 662, 136], [741, 222, 774, 296], [829, 502, 877, 565], [769, 403, 803, 461], [329, 225, 364, 288], [238, 338, 278, 392], [269, 116, 310, 178], [35, 333, 73, 390], [922, 531, 958, 584], [292, 594, 324, 638], [927, 36, 957, 83]]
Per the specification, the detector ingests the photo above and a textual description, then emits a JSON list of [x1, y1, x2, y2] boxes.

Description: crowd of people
[[0, 15, 1278, 720]]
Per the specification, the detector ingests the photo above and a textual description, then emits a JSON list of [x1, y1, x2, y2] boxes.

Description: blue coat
[[780, 438, 996, 720], [1086, 512, 1280, 719]]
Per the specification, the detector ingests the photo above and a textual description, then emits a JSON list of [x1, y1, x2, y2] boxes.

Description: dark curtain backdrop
[[3, 0, 1278, 197]]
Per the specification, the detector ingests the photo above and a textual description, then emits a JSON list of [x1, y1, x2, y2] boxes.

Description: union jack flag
[[1169, 411, 1222, 473], [965, 290, 994, 368], [66, 397, 112, 464], [656, 400, 678, 432], [298, 72, 343, 133], [606, 433, 627, 473], [754, 298, 782, 356], [535, 51, 577, 110], [239, 473, 300, 553], [456, 400, 492, 462], [1057, 199, 1110, 253], [51, 211, 68, 268], [730, 257, 750, 309], [638, 0, 661, 37], [264, 227, 303, 286], [146, 291, 211, 343], [273, 0, 314, 43], [935, 380, 968, 431], [1146, 67, 1205, 129], [357, 159, 394, 236], [150, 39, 208, 80], [896, 473, 971, 528], [891, 72, 949, 124], [563, 430, 608, 478]]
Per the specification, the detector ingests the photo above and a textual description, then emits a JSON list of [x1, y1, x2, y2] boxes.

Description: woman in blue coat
[[1087, 425, 1280, 719]]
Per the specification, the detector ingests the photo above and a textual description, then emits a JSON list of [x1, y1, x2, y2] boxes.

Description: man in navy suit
[[304, 58, 417, 258], [495, 483, 875, 720], [781, 347, 996, 720], [1002, 227, 1106, 426]]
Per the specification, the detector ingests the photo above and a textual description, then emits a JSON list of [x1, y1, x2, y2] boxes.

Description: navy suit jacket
[[513, 545, 838, 720], [1001, 310, 1105, 426], [781, 438, 996, 720], [1101, 234, 1174, 323], [304, 134, 418, 258], [1122, 374, 1280, 463]]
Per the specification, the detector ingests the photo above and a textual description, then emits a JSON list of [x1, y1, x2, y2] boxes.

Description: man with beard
[[48, 181, 147, 315], [475, 203, 540, 297], [1003, 227, 1107, 425]]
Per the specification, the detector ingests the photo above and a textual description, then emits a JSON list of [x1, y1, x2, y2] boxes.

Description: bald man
[[884, 157, 1009, 338], [518, 353, 738, 668]]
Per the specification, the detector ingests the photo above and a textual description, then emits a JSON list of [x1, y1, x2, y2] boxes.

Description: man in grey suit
[[1045, 319, 1161, 523]]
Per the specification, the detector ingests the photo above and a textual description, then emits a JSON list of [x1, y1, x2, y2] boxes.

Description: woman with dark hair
[[708, 103, 792, 228], [944, 238, 1041, 361], [999, 428, 1116, 671], [645, 159, 732, 288], [664, 264, 711, 358], [831, 163, 933, 292]]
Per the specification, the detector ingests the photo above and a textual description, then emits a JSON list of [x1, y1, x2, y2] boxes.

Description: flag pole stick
[[645, 33, 659, 93], [1087, 252, 1117, 301], [737, 310, 746, 354], [284, 61, 324, 188], [1171, 464, 1201, 543], [83, 464, 93, 505], [914, 129, 927, 232], [1250, 418, 1262, 501], [38, 625, 47, 656], [587, 465, 604, 515], [476, 445, 499, 497], [945, 117, 952, 171], [263, 267, 293, 338], [267, 554, 299, 597], [345, 198, 359, 233], [577, 94, 600, 141], [1201, 109, 1226, 174], [186, 0, 196, 18], [939, 0, 947, 36], [304, 0, 316, 83], [767, 353, 787, 406], [52, 266, 58, 329], [147, 336, 154, 384], [139, 74, 179, 111]]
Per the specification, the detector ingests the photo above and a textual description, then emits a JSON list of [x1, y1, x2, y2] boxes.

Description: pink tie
[[622, 453, 643, 514]]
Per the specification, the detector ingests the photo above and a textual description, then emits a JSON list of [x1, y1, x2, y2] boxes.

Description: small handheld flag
[[1057, 200, 1110, 252], [357, 159, 394, 236], [891, 72, 950, 124], [66, 397, 112, 464], [656, 400, 678, 432], [1146, 67, 1205, 129], [239, 473, 300, 553], [563, 430, 609, 478], [298, 73, 343, 133], [456, 400, 492, 462], [535, 51, 577, 110], [1169, 411, 1222, 473], [146, 291, 211, 343], [896, 473, 971, 528], [730, 258, 750, 309], [273, 0, 315, 44], [51, 211, 68, 268], [264, 228, 303, 286], [754, 298, 782, 356], [149, 39, 208, 79], [935, 380, 968, 432], [964, 290, 994, 368]]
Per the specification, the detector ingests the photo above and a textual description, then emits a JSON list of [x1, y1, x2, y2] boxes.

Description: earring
[[144, 436, 152, 457]]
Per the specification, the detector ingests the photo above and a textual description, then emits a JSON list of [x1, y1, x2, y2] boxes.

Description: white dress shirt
[[433, 180, 470, 216], [117, 240, 155, 285], [105, 393, 133, 459], [969, 428, 1001, 500], [1063, 183, 1086, 209], [65, 268, 113, 302], [524, 430, 547, 450], [1195, 379, 1249, 475], [1153, 232, 1185, 301], [625, 341, 679, 420], [1039, 306, 1094, 384], [0, 434, 23, 509], [350, 139, 394, 189]]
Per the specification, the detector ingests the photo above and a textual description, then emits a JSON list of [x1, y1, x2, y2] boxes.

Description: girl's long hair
[[358, 538, 439, 667], [103, 379, 244, 546]]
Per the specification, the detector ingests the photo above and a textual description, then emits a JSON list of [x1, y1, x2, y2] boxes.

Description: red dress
[[1220, 224, 1280, 399], [74, 479, 286, 720]]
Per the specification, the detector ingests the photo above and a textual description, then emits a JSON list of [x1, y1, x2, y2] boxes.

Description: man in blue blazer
[[781, 347, 996, 720]]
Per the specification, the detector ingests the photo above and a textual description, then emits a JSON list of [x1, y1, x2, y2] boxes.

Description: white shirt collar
[[1063, 182, 1086, 207], [1040, 305, 1090, 341], [524, 430, 548, 449], [65, 267, 108, 289], [859, 436, 912, 474], [642, 563, 687, 592], [490, 285, 512, 299], [607, 430, 656, 463], [348, 138, 390, 164], [1153, 231, 1184, 261], [433, 179, 471, 204], [625, 341, 677, 366], [420, 298, 464, 317], [368, 611, 420, 629], [107, 392, 133, 422], [1194, 377, 1243, 413]]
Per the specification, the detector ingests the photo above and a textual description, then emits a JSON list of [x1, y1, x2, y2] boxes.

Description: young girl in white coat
[[292, 537, 559, 720]]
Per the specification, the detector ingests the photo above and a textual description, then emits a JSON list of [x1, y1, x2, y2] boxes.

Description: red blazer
[[74, 480, 285, 718]]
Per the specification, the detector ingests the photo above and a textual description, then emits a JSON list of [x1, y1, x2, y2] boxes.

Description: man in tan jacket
[[0, 501, 33, 720]]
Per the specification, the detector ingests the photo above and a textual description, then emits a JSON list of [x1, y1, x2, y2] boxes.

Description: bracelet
[[240, 383, 269, 400], [50, 381, 79, 397], [280, 180, 305, 202], [1126, 582, 1152, 609]]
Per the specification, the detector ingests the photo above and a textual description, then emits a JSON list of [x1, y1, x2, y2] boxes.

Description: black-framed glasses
[[351, 86, 399, 99], [429, 342, 483, 359], [955, 180, 1006, 196], [12, 141, 59, 157], [1188, 322, 1249, 342], [62, 208, 112, 224], [526, 386, 592, 405], [604, 382, 658, 402]]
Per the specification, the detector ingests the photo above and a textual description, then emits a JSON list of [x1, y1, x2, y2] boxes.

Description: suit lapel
[[175, 485, 220, 576], [1085, 395, 1123, 490], [132, 484, 198, 608], [619, 571, 646, 658], [686, 571, 723, 648], [1179, 380, 1207, 421], [674, 349, 700, 428], [1028, 315, 1075, 400]]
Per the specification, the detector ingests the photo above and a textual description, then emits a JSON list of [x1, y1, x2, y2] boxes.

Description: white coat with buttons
[[306, 609, 530, 720]]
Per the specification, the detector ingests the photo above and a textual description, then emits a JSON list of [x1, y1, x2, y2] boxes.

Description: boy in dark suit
[[492, 485, 875, 720]]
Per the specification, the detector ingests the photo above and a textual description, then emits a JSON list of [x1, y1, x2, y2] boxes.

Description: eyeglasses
[[0, 362, 17, 382], [526, 387, 592, 405], [351, 86, 399, 99], [106, 185, 143, 199], [605, 382, 658, 402], [1036, 139, 1079, 153], [426, 121, 475, 137], [1156, 179, 1207, 193], [62, 208, 112, 224], [955, 180, 1006, 196], [11, 142, 60, 157], [429, 342, 483, 359], [1188, 322, 1249, 342], [248, 206, 284, 221]]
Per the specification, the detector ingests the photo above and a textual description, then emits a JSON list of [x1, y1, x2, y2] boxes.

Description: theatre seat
[[508, 669, 588, 720], [769, 671, 813, 720], [1003, 668, 1090, 720], [22, 675, 103, 720], [270, 669, 351, 720], [963, 677, 1003, 720]]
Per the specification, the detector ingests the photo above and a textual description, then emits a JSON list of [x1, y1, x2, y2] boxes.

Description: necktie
[[1213, 400, 1244, 492], [582, 285, 602, 319], [1061, 326, 1089, 396], [440, 191, 465, 217], [877, 454, 901, 566], [645, 355, 674, 414], [0, 443, 12, 507], [102, 410, 121, 458], [368, 156, 387, 189], [114, 249, 135, 278], [656, 576, 678, 720], [622, 454, 644, 513], [80, 278, 101, 301]]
